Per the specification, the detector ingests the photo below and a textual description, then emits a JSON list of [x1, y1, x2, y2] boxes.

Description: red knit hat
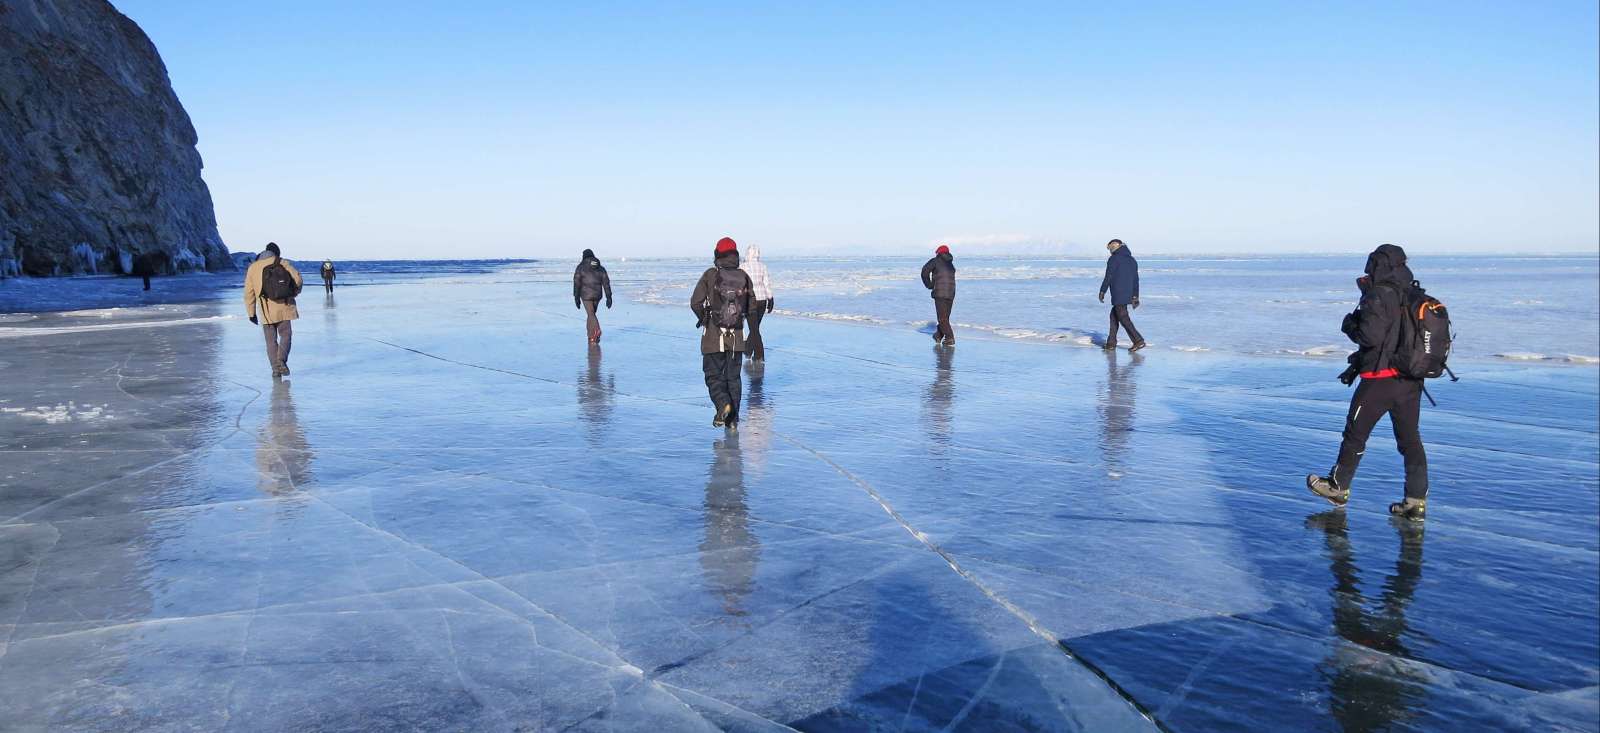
[[935, 244, 950, 255], [715, 237, 737, 254]]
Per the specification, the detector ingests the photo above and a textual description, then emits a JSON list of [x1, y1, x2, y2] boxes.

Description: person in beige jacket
[[243, 242, 304, 377]]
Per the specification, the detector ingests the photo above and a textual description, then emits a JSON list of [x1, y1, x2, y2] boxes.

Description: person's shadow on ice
[[923, 346, 956, 463], [576, 344, 614, 446], [255, 381, 313, 496], [699, 434, 760, 622], [1305, 510, 1428, 731], [1097, 348, 1142, 479]]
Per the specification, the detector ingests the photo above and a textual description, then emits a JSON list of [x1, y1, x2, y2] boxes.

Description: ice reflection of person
[[1306, 511, 1427, 730], [256, 381, 312, 495], [576, 343, 614, 446], [699, 435, 760, 619], [740, 360, 773, 475], [1096, 349, 1142, 478], [923, 346, 955, 456]]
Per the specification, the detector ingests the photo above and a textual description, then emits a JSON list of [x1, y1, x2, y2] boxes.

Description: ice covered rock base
[[0, 0, 230, 277], [0, 273, 1596, 731]]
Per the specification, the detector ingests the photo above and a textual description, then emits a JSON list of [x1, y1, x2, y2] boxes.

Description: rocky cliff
[[0, 0, 229, 277]]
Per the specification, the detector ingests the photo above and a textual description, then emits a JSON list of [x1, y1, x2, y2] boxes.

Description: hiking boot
[[1389, 498, 1427, 522], [725, 417, 738, 433], [279, 365, 290, 376], [712, 404, 731, 428], [1129, 341, 1147, 352], [1306, 474, 1348, 507], [1102, 341, 1117, 351]]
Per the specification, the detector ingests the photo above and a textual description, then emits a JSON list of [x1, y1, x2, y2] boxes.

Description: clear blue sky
[[117, 0, 1598, 259]]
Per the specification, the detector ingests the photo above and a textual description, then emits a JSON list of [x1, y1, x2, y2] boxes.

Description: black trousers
[[703, 351, 744, 419], [323, 277, 334, 293], [1108, 305, 1143, 346], [933, 297, 955, 343], [748, 301, 768, 360], [1333, 377, 1428, 500]]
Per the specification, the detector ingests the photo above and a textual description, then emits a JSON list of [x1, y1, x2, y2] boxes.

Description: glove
[[695, 315, 705, 329], [575, 300, 581, 310], [249, 315, 258, 325], [766, 299, 775, 314], [605, 299, 613, 309], [1098, 292, 1105, 303], [1339, 364, 1359, 386], [1131, 297, 1140, 310]]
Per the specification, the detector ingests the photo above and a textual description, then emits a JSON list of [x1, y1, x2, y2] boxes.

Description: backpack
[[710, 267, 747, 330], [1388, 281, 1454, 380], [261, 258, 300, 302]]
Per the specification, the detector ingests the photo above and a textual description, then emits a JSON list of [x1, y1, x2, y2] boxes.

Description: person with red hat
[[691, 236, 756, 429], [921, 244, 957, 346]]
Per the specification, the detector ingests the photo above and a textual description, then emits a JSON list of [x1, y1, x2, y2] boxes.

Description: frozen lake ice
[[0, 262, 1596, 731]]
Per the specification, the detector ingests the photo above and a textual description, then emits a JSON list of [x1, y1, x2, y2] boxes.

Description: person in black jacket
[[1098, 239, 1145, 351], [1308, 244, 1429, 521], [921, 245, 956, 346], [690, 237, 754, 429], [573, 249, 614, 343]]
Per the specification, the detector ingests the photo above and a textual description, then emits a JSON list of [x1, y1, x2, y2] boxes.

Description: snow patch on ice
[[0, 315, 235, 339], [1170, 345, 1210, 352], [5, 401, 113, 424], [1495, 352, 1600, 365], [1279, 344, 1345, 357]]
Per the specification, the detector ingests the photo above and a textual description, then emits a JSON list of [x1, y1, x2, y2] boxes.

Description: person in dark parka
[[1098, 239, 1145, 351], [320, 260, 336, 293], [690, 237, 754, 429], [1308, 243, 1430, 521], [921, 245, 956, 346], [573, 249, 614, 343]]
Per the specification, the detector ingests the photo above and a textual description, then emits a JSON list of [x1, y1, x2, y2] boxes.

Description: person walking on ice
[[244, 242, 303, 378], [320, 259, 336, 293], [691, 237, 754, 430], [1307, 243, 1438, 522], [1099, 238, 1145, 352], [743, 243, 775, 362], [573, 248, 613, 343], [921, 244, 956, 346]]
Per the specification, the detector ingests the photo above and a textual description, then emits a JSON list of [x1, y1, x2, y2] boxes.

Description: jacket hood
[[938, 251, 953, 264], [745, 243, 762, 263], [1364, 243, 1412, 285], [1109, 244, 1133, 258], [715, 251, 740, 269]]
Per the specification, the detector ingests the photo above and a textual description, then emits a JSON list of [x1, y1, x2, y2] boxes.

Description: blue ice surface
[[0, 260, 1595, 731]]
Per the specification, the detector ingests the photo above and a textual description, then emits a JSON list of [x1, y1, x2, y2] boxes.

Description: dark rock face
[[0, 0, 230, 277]]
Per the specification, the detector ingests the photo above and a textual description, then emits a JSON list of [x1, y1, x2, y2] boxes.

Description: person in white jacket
[[743, 243, 775, 361]]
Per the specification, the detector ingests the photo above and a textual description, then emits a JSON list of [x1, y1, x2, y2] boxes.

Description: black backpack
[[710, 268, 747, 330], [260, 258, 300, 302], [1388, 281, 1454, 381]]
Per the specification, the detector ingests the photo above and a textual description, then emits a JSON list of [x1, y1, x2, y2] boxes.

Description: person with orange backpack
[[1308, 244, 1453, 521], [691, 237, 754, 430]]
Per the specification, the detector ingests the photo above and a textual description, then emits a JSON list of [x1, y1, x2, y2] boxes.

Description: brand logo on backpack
[[1393, 282, 1453, 380]]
